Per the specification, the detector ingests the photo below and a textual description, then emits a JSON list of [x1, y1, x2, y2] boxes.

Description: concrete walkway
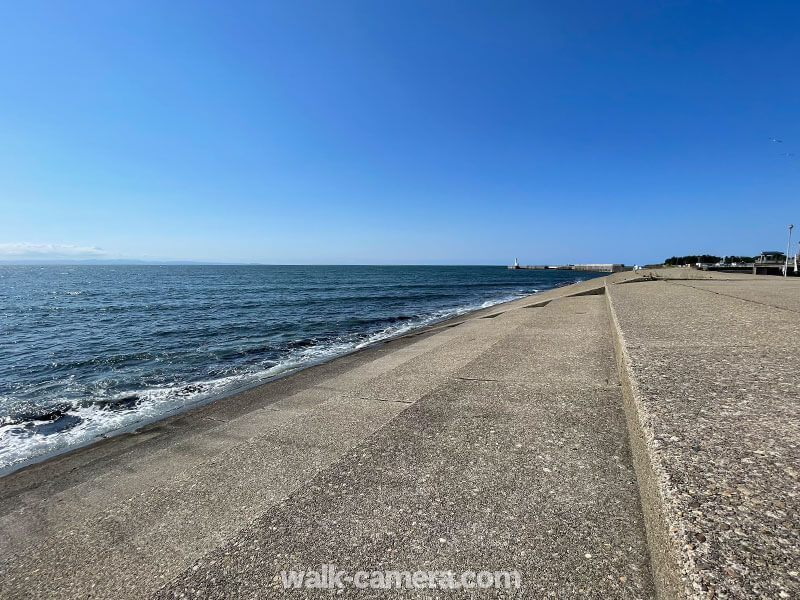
[[1, 279, 654, 599], [154, 290, 653, 599], [607, 273, 800, 600]]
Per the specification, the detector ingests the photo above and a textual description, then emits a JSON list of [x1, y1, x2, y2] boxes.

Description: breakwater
[[508, 262, 630, 272]]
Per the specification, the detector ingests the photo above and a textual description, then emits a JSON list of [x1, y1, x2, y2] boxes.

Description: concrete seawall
[[1, 270, 798, 599]]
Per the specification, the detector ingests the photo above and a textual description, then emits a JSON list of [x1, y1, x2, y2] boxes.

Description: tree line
[[663, 254, 768, 265]]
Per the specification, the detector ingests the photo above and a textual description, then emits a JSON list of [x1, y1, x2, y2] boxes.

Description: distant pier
[[508, 263, 629, 273]]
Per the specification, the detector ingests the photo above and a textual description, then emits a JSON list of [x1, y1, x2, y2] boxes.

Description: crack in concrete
[[670, 281, 800, 314], [360, 396, 415, 405]]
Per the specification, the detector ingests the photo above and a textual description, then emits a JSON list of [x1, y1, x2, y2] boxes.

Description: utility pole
[[796, 240, 800, 276], [785, 224, 794, 277]]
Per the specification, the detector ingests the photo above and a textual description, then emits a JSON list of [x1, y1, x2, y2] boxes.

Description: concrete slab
[[455, 298, 619, 387], [674, 278, 800, 314], [154, 373, 653, 599], [608, 279, 800, 600], [607, 280, 800, 351], [0, 392, 407, 599]]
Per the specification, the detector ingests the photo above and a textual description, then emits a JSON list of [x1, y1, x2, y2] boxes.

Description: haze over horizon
[[1, 1, 798, 265]]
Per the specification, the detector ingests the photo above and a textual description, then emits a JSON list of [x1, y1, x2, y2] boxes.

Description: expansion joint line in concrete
[[298, 386, 419, 405], [359, 396, 415, 405], [669, 281, 800, 315], [604, 283, 686, 600]]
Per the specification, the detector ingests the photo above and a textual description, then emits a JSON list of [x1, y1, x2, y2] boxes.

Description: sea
[[0, 265, 603, 472]]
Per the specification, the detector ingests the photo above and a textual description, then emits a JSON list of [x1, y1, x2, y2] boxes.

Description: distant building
[[753, 250, 795, 275], [756, 251, 785, 264]]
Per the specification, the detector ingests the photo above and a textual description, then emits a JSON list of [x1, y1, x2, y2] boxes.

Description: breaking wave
[[0, 265, 600, 472]]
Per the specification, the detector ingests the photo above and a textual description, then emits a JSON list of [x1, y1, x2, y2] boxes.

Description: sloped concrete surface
[[1, 280, 654, 599], [154, 294, 654, 599]]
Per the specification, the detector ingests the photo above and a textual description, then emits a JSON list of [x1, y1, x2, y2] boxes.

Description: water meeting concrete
[[1, 270, 798, 599]]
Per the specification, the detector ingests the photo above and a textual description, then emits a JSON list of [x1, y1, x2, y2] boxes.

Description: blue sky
[[1, 1, 798, 264]]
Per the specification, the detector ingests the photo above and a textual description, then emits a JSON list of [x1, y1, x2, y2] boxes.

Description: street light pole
[[785, 224, 794, 277]]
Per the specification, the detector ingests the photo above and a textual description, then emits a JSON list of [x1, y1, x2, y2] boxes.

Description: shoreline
[[1, 273, 620, 600], [0, 276, 599, 478], [5, 269, 797, 599]]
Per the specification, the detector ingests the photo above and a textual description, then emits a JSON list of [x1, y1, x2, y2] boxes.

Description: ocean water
[[0, 265, 602, 472]]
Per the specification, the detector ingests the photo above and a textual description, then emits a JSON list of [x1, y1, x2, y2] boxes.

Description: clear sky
[[1, 1, 798, 264]]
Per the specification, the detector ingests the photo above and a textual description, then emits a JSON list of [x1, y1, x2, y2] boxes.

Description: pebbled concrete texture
[[607, 273, 800, 600], [0, 392, 410, 600], [153, 293, 654, 599], [673, 279, 800, 314], [154, 382, 652, 599]]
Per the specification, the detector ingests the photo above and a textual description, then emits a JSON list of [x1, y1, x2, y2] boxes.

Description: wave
[[0, 277, 592, 473]]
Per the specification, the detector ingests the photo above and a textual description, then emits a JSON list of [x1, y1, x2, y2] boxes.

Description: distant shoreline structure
[[508, 261, 630, 273]]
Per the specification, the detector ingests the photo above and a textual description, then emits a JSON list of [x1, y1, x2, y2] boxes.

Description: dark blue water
[[0, 265, 602, 471]]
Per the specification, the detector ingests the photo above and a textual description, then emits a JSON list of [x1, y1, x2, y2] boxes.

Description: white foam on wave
[[0, 289, 539, 473]]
